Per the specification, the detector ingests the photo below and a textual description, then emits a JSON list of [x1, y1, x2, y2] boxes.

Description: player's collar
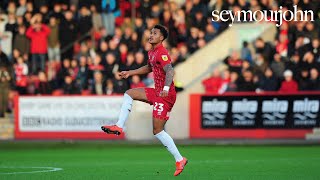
[[151, 43, 163, 50]]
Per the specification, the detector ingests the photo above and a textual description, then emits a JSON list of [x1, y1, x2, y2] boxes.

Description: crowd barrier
[[190, 92, 320, 139]]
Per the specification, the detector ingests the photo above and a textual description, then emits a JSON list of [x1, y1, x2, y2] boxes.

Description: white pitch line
[[0, 167, 63, 175]]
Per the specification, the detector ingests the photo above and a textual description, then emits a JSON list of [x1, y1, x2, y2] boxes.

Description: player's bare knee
[[153, 127, 163, 135], [125, 90, 134, 98]]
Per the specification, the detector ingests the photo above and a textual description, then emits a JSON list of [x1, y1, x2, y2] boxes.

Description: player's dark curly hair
[[154, 24, 168, 41]]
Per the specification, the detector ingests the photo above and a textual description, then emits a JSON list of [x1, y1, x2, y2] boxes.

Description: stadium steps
[[305, 128, 320, 140], [0, 113, 14, 140]]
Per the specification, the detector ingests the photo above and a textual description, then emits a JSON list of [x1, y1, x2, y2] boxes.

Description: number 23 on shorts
[[154, 102, 164, 115]]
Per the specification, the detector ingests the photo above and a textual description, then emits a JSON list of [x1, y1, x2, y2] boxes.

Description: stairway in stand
[[0, 113, 14, 140]]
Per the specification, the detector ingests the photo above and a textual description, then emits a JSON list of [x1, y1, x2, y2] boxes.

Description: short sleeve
[[157, 50, 171, 67]]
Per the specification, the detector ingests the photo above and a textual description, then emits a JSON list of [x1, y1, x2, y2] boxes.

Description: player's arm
[[159, 64, 174, 97], [119, 64, 152, 79]]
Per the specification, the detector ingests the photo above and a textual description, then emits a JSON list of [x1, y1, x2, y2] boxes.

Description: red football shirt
[[148, 44, 176, 94]]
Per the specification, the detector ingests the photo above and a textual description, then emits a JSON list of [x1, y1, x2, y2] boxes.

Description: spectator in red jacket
[[26, 14, 50, 74], [202, 68, 222, 93], [279, 70, 298, 93], [130, 75, 145, 89]]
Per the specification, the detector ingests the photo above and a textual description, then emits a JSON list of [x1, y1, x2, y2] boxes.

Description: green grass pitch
[[0, 142, 319, 180]]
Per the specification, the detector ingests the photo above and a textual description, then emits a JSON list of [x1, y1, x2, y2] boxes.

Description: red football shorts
[[144, 88, 176, 120]]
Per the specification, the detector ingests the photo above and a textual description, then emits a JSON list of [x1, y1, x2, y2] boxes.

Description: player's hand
[[118, 71, 131, 79], [159, 90, 169, 97]]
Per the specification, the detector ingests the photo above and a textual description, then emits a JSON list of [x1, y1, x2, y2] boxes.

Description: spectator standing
[[0, 13, 13, 58], [59, 11, 77, 60], [0, 65, 11, 117], [5, 13, 18, 43], [50, 3, 64, 23], [26, 14, 50, 74], [48, 16, 60, 63], [39, 5, 51, 25], [101, 0, 120, 36], [16, 0, 27, 17], [90, 4, 102, 33], [13, 25, 29, 61], [276, 32, 289, 57], [78, 6, 93, 37], [255, 37, 275, 63], [241, 41, 252, 63]]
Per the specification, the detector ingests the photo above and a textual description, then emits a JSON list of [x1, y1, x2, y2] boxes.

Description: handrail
[[60, 31, 92, 54]]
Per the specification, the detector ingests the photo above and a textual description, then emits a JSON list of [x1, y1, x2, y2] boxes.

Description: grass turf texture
[[0, 142, 319, 180]]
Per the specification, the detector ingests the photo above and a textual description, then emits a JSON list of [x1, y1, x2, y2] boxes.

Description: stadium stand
[[0, 0, 319, 118], [0, 0, 232, 117]]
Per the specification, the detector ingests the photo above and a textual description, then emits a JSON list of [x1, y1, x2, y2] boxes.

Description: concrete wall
[[126, 23, 277, 140]]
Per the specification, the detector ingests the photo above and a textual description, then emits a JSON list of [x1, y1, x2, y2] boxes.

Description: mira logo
[[232, 99, 257, 126], [293, 98, 318, 126], [232, 99, 257, 113], [262, 99, 288, 126], [202, 99, 228, 113], [262, 99, 288, 113], [293, 98, 319, 113], [202, 99, 228, 127]]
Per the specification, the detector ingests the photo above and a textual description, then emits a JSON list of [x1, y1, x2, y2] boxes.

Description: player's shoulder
[[159, 46, 169, 54]]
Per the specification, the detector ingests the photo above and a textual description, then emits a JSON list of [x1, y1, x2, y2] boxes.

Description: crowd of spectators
[[0, 0, 226, 99], [202, 0, 320, 94]]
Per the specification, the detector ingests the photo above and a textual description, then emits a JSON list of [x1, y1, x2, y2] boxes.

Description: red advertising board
[[190, 92, 319, 139]]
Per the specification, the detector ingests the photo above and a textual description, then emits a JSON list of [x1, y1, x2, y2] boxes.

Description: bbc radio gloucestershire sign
[[201, 95, 320, 129], [15, 96, 124, 139]]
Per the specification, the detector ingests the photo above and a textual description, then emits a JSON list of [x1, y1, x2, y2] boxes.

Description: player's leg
[[101, 88, 149, 135], [153, 118, 183, 162], [153, 118, 188, 176], [115, 88, 148, 128]]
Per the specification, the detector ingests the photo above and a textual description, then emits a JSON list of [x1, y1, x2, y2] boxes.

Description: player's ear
[[160, 35, 164, 41]]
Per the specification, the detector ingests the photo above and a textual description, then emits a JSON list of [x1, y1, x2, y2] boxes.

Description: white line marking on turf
[[86, 157, 320, 166], [0, 167, 63, 175]]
